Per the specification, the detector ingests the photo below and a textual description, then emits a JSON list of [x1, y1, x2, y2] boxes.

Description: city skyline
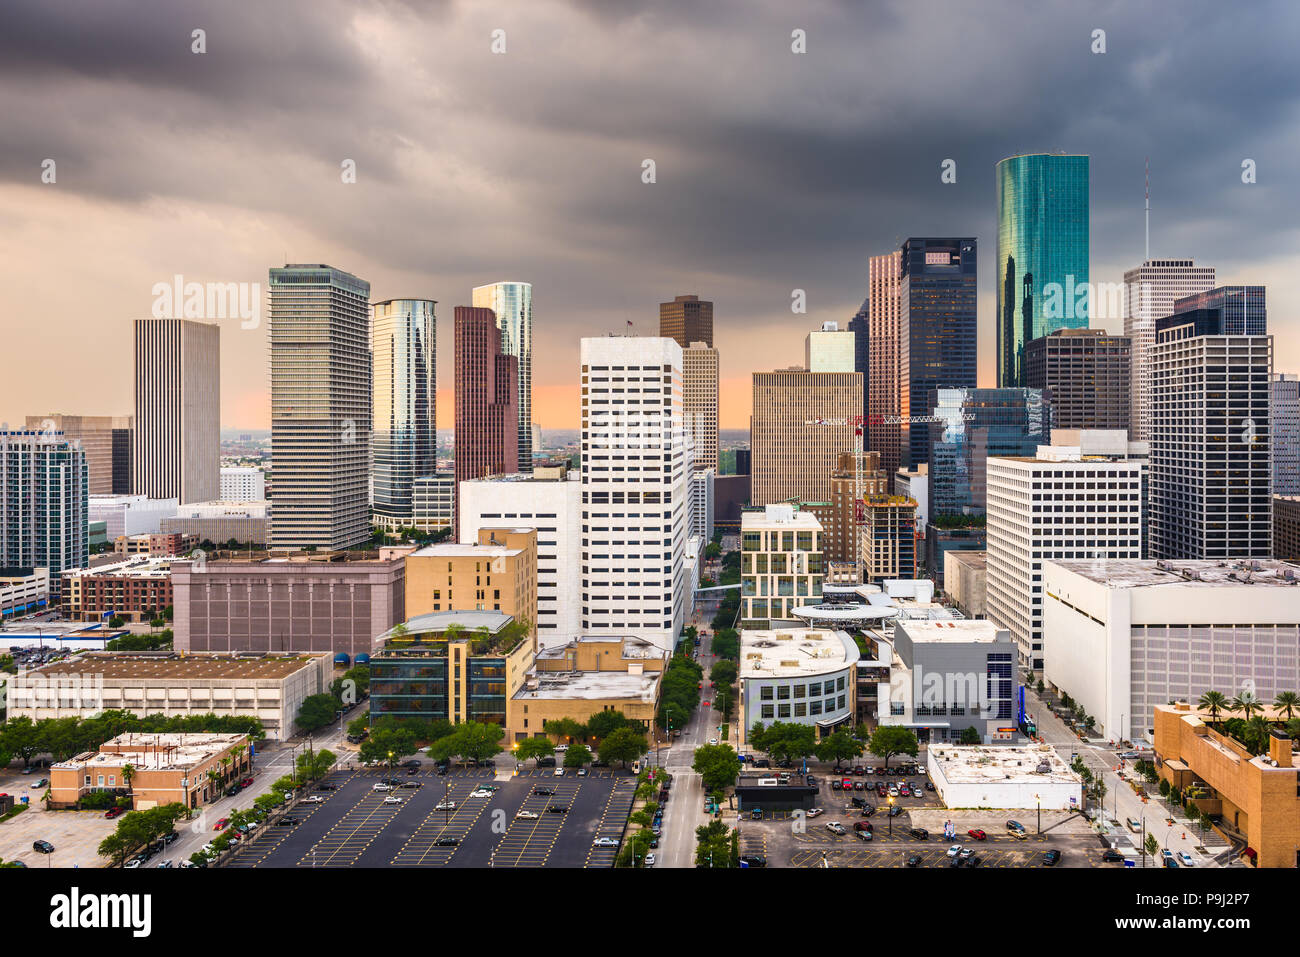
[[2, 2, 1298, 432]]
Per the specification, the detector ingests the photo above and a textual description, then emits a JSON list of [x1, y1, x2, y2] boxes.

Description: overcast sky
[[2, 0, 1297, 430]]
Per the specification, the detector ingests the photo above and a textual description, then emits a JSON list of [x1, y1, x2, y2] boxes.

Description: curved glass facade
[[372, 298, 437, 527], [472, 281, 533, 470], [996, 154, 1090, 387]]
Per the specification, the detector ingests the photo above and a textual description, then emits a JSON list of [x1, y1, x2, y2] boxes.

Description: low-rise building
[[511, 637, 666, 742], [926, 744, 1083, 810], [60, 555, 177, 622], [1153, 701, 1300, 868], [739, 626, 858, 749], [944, 550, 987, 618], [882, 618, 1019, 745], [1042, 558, 1300, 744], [171, 550, 406, 659], [0, 567, 49, 619], [48, 732, 253, 810], [161, 500, 270, 546], [220, 466, 265, 502], [114, 532, 198, 557], [404, 528, 538, 632], [369, 610, 535, 735], [7, 651, 331, 739], [89, 495, 178, 540]]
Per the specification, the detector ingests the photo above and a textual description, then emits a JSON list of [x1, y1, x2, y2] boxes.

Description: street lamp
[[887, 795, 894, 836], [1035, 793, 1041, 836]]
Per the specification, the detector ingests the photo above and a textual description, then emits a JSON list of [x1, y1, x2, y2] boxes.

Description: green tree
[[693, 743, 739, 792], [1273, 691, 1300, 721], [1144, 833, 1160, 859], [585, 710, 635, 741], [1242, 715, 1273, 755], [1198, 690, 1228, 725], [599, 727, 649, 768], [514, 738, 555, 764], [958, 726, 982, 745], [710, 629, 740, 661], [563, 743, 592, 768], [1230, 691, 1263, 722], [867, 725, 919, 767], [813, 730, 862, 769], [543, 717, 586, 743], [695, 819, 733, 868], [296, 693, 341, 733]]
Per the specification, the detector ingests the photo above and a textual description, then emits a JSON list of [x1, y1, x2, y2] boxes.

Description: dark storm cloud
[[1, 0, 1297, 426]]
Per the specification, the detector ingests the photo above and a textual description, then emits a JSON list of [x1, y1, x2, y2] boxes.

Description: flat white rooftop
[[514, 670, 659, 702], [894, 619, 1005, 643], [930, 745, 1081, 786], [1051, 559, 1300, 589], [740, 627, 859, 679]]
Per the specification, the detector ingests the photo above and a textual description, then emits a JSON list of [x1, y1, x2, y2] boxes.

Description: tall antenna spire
[[1144, 157, 1150, 263]]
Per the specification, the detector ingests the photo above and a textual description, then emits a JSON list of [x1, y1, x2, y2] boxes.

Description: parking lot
[[223, 764, 636, 869]]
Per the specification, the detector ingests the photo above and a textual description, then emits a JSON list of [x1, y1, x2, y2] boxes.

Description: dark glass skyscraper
[[899, 238, 978, 469], [996, 153, 1090, 387], [928, 387, 1051, 516], [848, 297, 870, 422]]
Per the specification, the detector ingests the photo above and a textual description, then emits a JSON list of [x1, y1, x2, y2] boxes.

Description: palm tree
[[1198, 690, 1228, 725], [1231, 691, 1264, 722], [231, 743, 248, 777], [220, 756, 232, 785], [1244, 716, 1273, 755], [205, 768, 221, 802], [1274, 691, 1300, 721], [121, 764, 135, 808]]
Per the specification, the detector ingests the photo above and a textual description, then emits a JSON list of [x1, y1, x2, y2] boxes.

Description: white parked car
[[947, 844, 963, 858], [708, 738, 718, 746], [516, 810, 540, 820], [383, 795, 402, 805], [554, 768, 566, 776], [554, 744, 569, 752], [301, 795, 324, 804], [825, 822, 846, 835], [435, 800, 457, 811], [468, 789, 494, 799], [372, 783, 392, 792], [807, 807, 824, 818], [593, 837, 619, 847], [644, 853, 656, 866], [1177, 851, 1195, 867]]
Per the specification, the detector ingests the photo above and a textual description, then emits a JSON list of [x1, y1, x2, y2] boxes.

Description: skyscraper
[[24, 415, 133, 495], [581, 336, 688, 650], [132, 318, 220, 504], [1148, 288, 1272, 559], [996, 153, 1090, 387], [371, 298, 436, 532], [750, 369, 863, 506], [659, 294, 714, 348], [454, 306, 519, 524], [472, 282, 533, 471], [848, 299, 870, 427], [1271, 373, 1300, 497], [1122, 259, 1216, 440], [898, 238, 978, 469], [0, 430, 88, 590], [806, 321, 856, 372], [867, 251, 902, 479], [267, 264, 372, 550], [1024, 329, 1130, 433], [682, 341, 719, 472]]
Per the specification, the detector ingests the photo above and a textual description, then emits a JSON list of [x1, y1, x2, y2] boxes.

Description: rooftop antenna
[[1144, 157, 1150, 263]]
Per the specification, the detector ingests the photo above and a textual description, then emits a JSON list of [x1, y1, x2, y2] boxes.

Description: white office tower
[[986, 430, 1146, 671], [267, 265, 372, 550], [472, 281, 533, 471], [459, 470, 582, 646], [1271, 373, 1300, 497], [682, 341, 719, 472], [1122, 260, 1215, 441], [580, 336, 688, 651], [133, 317, 220, 503], [1149, 299, 1272, 560], [220, 466, 265, 501], [805, 321, 856, 373], [689, 468, 715, 542]]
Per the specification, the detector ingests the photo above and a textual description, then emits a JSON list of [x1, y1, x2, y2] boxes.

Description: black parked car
[[1043, 849, 1062, 866], [739, 855, 768, 868], [32, 840, 54, 854], [534, 787, 555, 796], [276, 817, 301, 826], [906, 854, 922, 867], [1101, 849, 1125, 862], [435, 837, 460, 847], [547, 805, 568, 814], [909, 827, 928, 840]]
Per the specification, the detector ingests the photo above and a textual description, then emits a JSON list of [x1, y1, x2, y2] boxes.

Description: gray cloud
[[1, 0, 1297, 428]]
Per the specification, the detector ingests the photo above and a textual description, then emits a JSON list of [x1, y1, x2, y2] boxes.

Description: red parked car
[[214, 817, 230, 830], [104, 806, 125, 819], [967, 829, 987, 841], [240, 777, 254, 787]]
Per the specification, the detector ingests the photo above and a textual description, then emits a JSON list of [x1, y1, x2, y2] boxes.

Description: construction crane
[[804, 414, 866, 581]]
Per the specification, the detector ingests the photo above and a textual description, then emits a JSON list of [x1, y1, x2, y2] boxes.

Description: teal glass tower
[[996, 153, 1090, 387]]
